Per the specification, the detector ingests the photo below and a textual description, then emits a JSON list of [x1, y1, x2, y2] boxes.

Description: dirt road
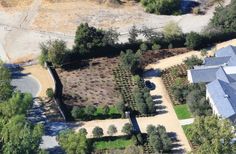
[[0, 0, 231, 62]]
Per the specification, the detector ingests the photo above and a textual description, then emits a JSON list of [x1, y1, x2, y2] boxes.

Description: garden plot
[[162, 64, 188, 105], [56, 57, 121, 106]]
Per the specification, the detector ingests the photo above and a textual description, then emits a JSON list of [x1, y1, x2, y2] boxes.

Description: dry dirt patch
[[57, 57, 121, 107]]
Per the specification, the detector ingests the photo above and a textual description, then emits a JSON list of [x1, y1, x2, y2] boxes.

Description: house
[[187, 45, 236, 123]]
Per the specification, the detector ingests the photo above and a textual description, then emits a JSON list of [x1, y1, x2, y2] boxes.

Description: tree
[[46, 88, 54, 98], [185, 32, 204, 50], [186, 90, 212, 116], [146, 125, 172, 153], [39, 40, 67, 66], [146, 124, 156, 135], [74, 23, 118, 54], [152, 43, 161, 50], [0, 92, 33, 119], [120, 49, 142, 74], [92, 126, 104, 138], [71, 107, 85, 119], [0, 61, 13, 101], [102, 105, 110, 115], [122, 123, 133, 135], [58, 129, 88, 154], [116, 101, 125, 117], [184, 55, 203, 69], [187, 116, 236, 153], [141, 0, 180, 15], [163, 21, 182, 39], [107, 125, 117, 136], [79, 128, 88, 136], [1, 115, 43, 154], [85, 105, 96, 116], [210, 0, 236, 32], [128, 25, 139, 43]]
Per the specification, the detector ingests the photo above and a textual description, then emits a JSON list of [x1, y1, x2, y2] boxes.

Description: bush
[[140, 43, 148, 51], [163, 21, 182, 39], [152, 43, 161, 50], [185, 32, 204, 50], [107, 125, 117, 136], [122, 123, 133, 136], [79, 128, 88, 136], [71, 107, 85, 119], [46, 88, 54, 98], [184, 55, 203, 69], [92, 126, 104, 138], [141, 0, 181, 15]]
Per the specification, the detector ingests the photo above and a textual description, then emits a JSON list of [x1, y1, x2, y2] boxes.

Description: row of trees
[[132, 75, 155, 115], [146, 125, 172, 153], [71, 104, 121, 120]]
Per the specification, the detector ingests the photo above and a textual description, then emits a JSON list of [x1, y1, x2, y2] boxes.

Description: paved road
[[11, 72, 40, 97]]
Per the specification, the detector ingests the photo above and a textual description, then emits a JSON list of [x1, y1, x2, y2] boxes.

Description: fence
[[46, 61, 73, 121]]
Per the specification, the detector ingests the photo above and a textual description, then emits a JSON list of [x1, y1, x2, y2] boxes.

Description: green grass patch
[[94, 106, 119, 116], [174, 104, 192, 119], [182, 124, 192, 140], [94, 138, 133, 150]]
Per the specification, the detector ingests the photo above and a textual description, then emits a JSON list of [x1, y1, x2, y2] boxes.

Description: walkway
[[180, 118, 194, 126]]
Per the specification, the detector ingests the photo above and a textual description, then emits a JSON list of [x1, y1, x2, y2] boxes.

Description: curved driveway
[[11, 73, 40, 97]]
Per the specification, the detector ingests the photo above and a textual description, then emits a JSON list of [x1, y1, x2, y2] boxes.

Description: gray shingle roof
[[203, 57, 231, 66], [215, 45, 236, 58], [189, 67, 219, 83], [207, 79, 236, 119]]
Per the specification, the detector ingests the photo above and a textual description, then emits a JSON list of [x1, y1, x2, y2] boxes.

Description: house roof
[[215, 45, 236, 58], [203, 57, 231, 66], [188, 67, 219, 83], [207, 79, 236, 119]]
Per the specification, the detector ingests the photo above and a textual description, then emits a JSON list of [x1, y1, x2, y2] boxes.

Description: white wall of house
[[187, 70, 193, 83], [206, 88, 220, 116]]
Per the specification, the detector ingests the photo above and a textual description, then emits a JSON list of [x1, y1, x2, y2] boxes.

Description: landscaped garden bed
[[162, 64, 188, 105], [56, 57, 121, 107], [162, 64, 193, 119], [142, 48, 190, 67]]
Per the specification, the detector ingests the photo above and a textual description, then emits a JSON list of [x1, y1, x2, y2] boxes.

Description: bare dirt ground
[[0, 0, 230, 63], [57, 57, 121, 106]]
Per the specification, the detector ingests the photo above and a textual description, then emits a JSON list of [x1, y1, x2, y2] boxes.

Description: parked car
[[145, 80, 155, 90]]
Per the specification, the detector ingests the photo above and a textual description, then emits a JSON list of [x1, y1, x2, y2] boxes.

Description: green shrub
[[139, 43, 148, 51], [185, 32, 204, 50], [152, 43, 161, 50], [46, 88, 54, 98], [141, 0, 181, 15]]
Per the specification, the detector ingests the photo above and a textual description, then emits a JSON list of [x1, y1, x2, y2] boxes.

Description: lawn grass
[[94, 138, 133, 150], [174, 104, 192, 119], [182, 124, 192, 140]]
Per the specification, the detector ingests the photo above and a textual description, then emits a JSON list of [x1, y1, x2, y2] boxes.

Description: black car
[[145, 80, 155, 90]]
